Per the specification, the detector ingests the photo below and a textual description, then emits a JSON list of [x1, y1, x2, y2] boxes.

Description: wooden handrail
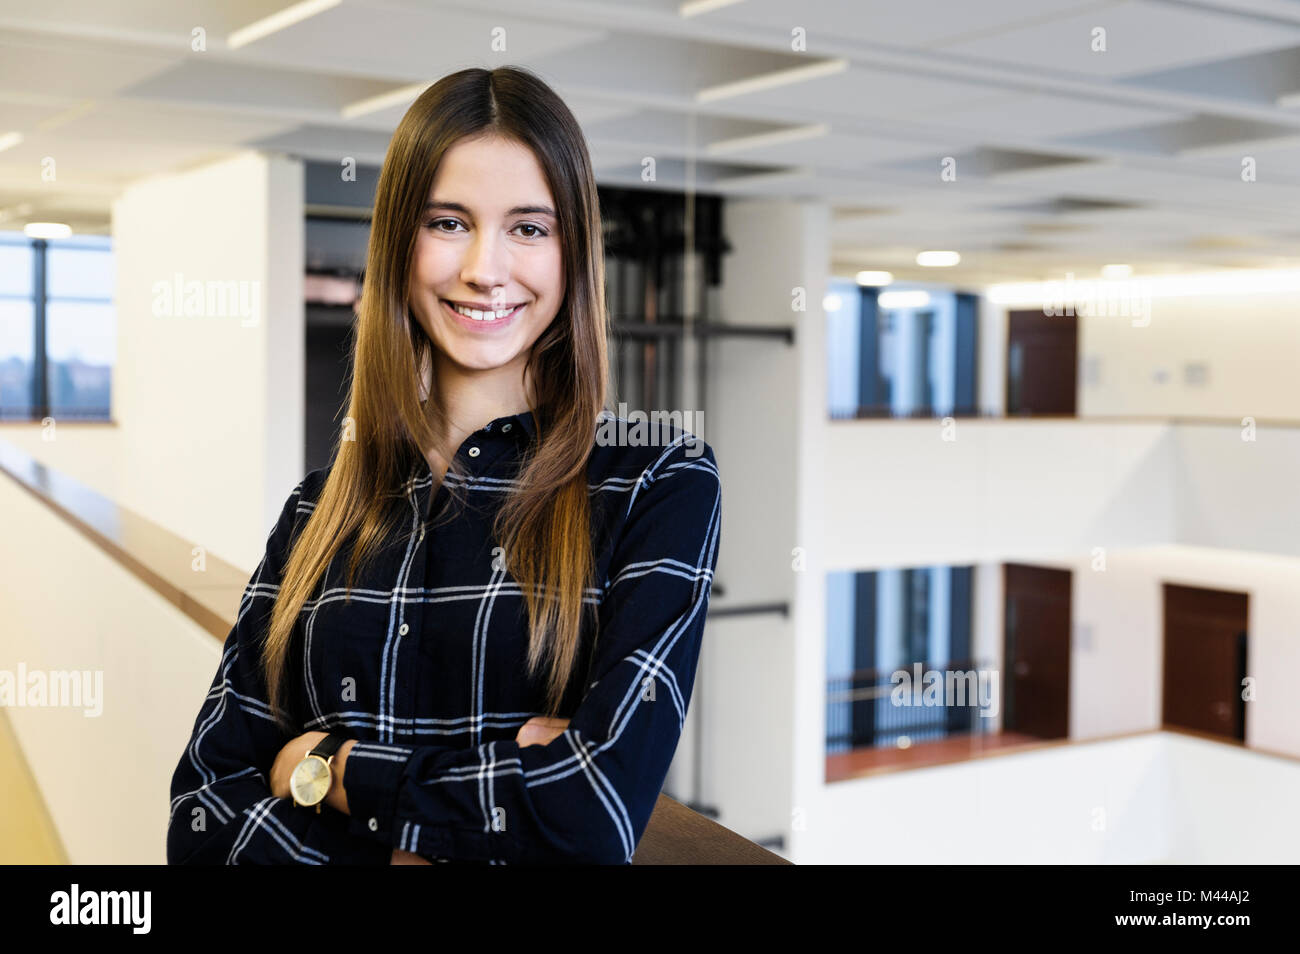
[[0, 437, 789, 865]]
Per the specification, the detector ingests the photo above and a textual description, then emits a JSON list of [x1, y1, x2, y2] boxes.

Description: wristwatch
[[289, 733, 348, 813]]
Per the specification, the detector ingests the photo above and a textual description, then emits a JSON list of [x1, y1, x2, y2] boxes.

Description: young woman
[[166, 66, 721, 865]]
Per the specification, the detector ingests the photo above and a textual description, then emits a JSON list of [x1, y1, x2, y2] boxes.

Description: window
[[827, 281, 979, 419], [826, 565, 979, 753], [0, 231, 114, 420]]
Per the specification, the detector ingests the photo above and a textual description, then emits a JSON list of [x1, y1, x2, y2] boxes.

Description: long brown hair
[[263, 66, 609, 732]]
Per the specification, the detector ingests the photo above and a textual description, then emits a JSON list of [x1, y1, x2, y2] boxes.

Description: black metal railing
[[826, 658, 992, 752]]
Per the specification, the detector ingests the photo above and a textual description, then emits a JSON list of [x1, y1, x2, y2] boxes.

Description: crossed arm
[[269, 717, 571, 864]]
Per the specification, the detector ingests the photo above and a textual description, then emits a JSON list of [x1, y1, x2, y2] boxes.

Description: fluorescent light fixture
[[228, 0, 341, 49], [1101, 264, 1132, 279], [25, 222, 72, 239], [916, 250, 960, 267], [712, 165, 813, 190], [1278, 90, 1300, 109], [680, 0, 746, 16], [342, 82, 429, 119], [1177, 135, 1300, 158], [0, 131, 23, 154], [823, 293, 843, 312], [855, 270, 893, 286], [878, 290, 931, 309], [706, 123, 829, 156], [696, 58, 847, 104], [986, 267, 1300, 304], [986, 158, 1111, 182]]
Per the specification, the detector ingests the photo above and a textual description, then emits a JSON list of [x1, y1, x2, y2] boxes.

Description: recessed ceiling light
[[680, 0, 746, 16], [855, 270, 893, 286], [916, 250, 960, 267], [25, 222, 72, 239], [1101, 264, 1132, 278], [0, 131, 23, 154]]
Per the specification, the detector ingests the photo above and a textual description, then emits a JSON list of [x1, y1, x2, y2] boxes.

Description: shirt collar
[[406, 408, 537, 484], [486, 407, 537, 440]]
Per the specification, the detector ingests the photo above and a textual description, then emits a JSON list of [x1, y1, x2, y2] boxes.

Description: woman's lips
[[441, 299, 525, 331]]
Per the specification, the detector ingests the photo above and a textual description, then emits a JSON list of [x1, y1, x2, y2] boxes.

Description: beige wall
[[2, 150, 305, 572]]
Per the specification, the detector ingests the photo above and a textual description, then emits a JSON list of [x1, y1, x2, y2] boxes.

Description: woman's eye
[[424, 218, 547, 238]]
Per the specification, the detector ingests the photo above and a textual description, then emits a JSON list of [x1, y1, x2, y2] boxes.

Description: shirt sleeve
[[341, 438, 722, 864], [166, 480, 391, 865]]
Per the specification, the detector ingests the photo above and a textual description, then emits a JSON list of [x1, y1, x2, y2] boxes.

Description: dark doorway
[[1006, 309, 1077, 415], [1003, 563, 1072, 739], [1161, 583, 1248, 741]]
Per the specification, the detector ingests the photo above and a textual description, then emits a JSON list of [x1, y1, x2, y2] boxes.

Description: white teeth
[[451, 302, 518, 321]]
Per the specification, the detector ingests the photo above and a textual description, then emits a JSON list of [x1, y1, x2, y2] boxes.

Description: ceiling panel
[[230, 1, 607, 84], [0, 26, 178, 99], [705, 62, 1012, 122], [0, 0, 293, 38], [118, 58, 402, 116], [940, 0, 1300, 78], [1, 0, 1300, 273], [922, 91, 1191, 138], [666, 0, 1105, 50], [529, 31, 835, 100]]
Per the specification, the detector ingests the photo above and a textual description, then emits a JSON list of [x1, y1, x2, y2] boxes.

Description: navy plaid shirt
[[166, 410, 720, 865]]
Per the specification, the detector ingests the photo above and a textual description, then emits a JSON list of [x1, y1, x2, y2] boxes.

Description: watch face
[[290, 756, 331, 805]]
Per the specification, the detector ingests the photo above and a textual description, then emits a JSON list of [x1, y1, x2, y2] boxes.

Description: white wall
[[698, 198, 829, 851], [2, 150, 305, 572], [795, 729, 1300, 864], [980, 289, 1300, 421], [0, 466, 221, 863], [822, 419, 1177, 568], [1173, 422, 1300, 554]]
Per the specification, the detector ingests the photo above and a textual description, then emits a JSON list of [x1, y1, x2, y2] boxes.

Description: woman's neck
[[423, 356, 536, 475]]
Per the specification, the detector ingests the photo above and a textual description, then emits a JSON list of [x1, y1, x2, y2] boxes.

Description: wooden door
[[1003, 563, 1072, 739], [1162, 584, 1248, 741], [1006, 309, 1077, 415]]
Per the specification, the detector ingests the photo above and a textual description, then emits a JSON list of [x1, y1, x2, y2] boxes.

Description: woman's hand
[[391, 848, 434, 865], [515, 716, 570, 748], [270, 730, 330, 800]]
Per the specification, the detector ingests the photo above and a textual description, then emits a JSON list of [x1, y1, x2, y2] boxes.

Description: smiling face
[[407, 133, 565, 382]]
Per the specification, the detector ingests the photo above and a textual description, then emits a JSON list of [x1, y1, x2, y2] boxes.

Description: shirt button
[[399, 622, 409, 635], [468, 446, 480, 457], [501, 423, 512, 433], [368, 817, 378, 832]]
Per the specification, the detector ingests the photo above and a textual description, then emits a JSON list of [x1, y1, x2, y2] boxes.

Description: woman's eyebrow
[[424, 200, 556, 218]]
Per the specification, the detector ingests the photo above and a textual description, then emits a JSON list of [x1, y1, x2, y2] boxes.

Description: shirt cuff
[[343, 740, 415, 846], [308, 803, 393, 865]]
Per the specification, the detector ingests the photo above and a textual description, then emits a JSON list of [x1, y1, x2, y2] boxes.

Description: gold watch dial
[[290, 755, 331, 805]]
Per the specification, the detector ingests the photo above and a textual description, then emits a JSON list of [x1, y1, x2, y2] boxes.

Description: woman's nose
[[461, 231, 509, 289]]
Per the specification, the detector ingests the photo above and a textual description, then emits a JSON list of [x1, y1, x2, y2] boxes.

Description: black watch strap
[[308, 732, 347, 761]]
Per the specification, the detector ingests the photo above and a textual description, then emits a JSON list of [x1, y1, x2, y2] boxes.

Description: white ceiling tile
[[715, 62, 1012, 121], [233, 1, 607, 82], [924, 91, 1191, 138], [940, 0, 1300, 78], [699, 0, 1105, 50], [0, 27, 179, 99]]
